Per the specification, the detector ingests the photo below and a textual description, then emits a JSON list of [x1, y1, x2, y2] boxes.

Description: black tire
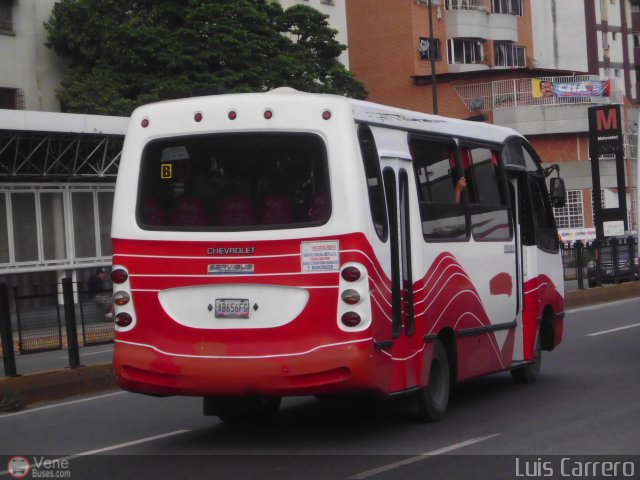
[[511, 332, 541, 384], [416, 340, 450, 422], [203, 396, 281, 424]]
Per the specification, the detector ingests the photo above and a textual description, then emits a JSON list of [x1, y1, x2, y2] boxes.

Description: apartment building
[[346, 0, 639, 238], [0, 0, 64, 112]]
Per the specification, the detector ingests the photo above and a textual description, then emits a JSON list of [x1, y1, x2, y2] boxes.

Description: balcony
[[445, 5, 517, 42], [453, 76, 621, 135]]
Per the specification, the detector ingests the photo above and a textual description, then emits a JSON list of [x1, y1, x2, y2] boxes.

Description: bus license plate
[[214, 298, 250, 319]]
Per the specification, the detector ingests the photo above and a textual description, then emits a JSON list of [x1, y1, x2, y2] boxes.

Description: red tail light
[[111, 269, 128, 284], [194, 112, 203, 122], [341, 312, 361, 328], [264, 109, 273, 119], [115, 312, 133, 328], [341, 266, 361, 282]]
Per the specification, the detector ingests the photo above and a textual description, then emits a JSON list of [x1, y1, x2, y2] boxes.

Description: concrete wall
[[494, 104, 590, 135], [0, 0, 65, 112], [530, 0, 588, 71]]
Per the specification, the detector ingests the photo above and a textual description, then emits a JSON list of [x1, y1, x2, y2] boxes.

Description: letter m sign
[[596, 107, 617, 131], [589, 105, 621, 134]]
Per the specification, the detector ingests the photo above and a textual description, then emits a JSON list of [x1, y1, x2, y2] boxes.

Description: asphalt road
[[1, 298, 639, 480]]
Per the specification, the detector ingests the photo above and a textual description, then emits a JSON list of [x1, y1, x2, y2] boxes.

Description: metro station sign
[[588, 105, 622, 154]]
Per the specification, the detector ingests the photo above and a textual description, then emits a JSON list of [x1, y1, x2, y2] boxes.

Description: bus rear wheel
[[203, 396, 282, 424], [416, 340, 450, 422]]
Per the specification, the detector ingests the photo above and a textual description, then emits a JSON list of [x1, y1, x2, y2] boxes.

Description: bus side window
[[528, 175, 559, 253], [409, 136, 468, 241], [358, 125, 388, 242], [465, 147, 512, 241]]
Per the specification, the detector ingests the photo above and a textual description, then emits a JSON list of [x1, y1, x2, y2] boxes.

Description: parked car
[[587, 244, 639, 287]]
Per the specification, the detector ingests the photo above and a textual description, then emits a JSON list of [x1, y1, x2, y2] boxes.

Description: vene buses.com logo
[[7, 456, 30, 479]]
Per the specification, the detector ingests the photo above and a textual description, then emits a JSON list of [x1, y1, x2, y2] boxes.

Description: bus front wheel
[[416, 340, 450, 422]]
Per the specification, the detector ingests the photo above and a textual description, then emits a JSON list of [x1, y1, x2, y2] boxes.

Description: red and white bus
[[111, 88, 565, 422]]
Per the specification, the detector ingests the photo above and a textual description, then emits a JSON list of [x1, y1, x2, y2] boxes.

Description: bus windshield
[[136, 132, 330, 230]]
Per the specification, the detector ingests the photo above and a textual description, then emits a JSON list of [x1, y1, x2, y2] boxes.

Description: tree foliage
[[45, 0, 367, 115]]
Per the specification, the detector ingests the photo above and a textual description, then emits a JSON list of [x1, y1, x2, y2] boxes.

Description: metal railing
[[453, 75, 622, 113], [561, 236, 638, 289], [0, 2, 13, 33], [444, 0, 489, 11], [0, 281, 114, 376]]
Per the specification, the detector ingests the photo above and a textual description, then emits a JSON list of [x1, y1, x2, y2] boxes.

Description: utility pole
[[428, 0, 438, 114]]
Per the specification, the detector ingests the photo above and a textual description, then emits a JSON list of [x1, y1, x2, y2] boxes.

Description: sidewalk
[[2, 282, 639, 412]]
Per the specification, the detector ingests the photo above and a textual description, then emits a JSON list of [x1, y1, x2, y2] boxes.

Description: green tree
[[44, 0, 367, 115]]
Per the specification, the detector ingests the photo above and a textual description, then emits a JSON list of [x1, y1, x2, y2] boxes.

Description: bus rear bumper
[[113, 339, 377, 397]]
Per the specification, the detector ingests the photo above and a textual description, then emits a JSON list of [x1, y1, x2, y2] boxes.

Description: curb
[[565, 281, 640, 309], [0, 363, 117, 411]]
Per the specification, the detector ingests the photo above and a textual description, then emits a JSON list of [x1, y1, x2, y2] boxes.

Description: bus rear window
[[137, 133, 330, 230]]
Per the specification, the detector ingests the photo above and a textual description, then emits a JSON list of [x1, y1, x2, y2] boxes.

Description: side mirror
[[549, 177, 566, 208]]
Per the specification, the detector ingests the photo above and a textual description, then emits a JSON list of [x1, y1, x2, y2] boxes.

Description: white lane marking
[[0, 391, 126, 419], [348, 433, 501, 480], [74, 429, 190, 456], [587, 322, 640, 337], [59, 349, 113, 359], [0, 430, 190, 476]]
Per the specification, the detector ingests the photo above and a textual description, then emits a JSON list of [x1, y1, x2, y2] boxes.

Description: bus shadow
[[171, 372, 554, 453]]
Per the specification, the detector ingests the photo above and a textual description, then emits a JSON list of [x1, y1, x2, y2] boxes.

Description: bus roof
[[349, 98, 521, 144], [128, 88, 522, 145]]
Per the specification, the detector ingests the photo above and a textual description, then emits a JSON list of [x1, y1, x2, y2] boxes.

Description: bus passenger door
[[463, 145, 518, 373], [381, 162, 418, 391], [504, 140, 562, 363]]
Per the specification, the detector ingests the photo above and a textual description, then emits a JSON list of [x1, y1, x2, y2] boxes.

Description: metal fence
[[13, 286, 63, 354], [78, 288, 115, 347], [453, 75, 623, 113], [0, 280, 114, 376], [561, 236, 638, 289]]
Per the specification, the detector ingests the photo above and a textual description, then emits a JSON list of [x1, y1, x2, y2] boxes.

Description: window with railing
[[0, 185, 114, 269], [447, 38, 484, 64], [554, 190, 584, 229], [445, 0, 487, 10], [0, 88, 25, 110], [492, 0, 522, 15], [494, 42, 526, 67], [419, 38, 442, 61], [0, 0, 13, 33]]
